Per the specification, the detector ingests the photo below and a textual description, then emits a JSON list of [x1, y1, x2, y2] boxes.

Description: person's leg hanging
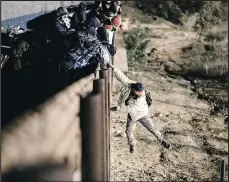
[[138, 115, 171, 149], [126, 114, 137, 153]]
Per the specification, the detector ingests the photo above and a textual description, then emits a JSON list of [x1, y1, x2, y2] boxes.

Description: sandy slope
[[110, 21, 228, 181]]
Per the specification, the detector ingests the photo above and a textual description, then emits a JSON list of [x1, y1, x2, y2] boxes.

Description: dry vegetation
[[111, 2, 228, 181], [122, 1, 228, 115]]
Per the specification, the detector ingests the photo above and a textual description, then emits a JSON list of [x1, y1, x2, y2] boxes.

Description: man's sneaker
[[161, 140, 171, 149], [130, 145, 134, 154]]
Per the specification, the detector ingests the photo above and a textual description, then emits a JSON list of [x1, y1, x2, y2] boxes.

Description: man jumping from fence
[[107, 61, 171, 153]]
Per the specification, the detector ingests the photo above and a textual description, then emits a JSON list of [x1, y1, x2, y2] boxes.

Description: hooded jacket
[[113, 66, 149, 121], [59, 31, 114, 71]]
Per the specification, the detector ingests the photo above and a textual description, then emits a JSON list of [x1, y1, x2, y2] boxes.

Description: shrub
[[204, 24, 228, 42], [135, 1, 228, 29], [135, 1, 204, 24], [196, 1, 228, 30], [182, 37, 228, 79], [123, 28, 150, 67]]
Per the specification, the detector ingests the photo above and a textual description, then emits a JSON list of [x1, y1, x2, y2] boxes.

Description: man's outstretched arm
[[107, 62, 135, 86]]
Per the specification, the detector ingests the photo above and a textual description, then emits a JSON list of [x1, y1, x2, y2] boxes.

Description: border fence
[[2, 28, 115, 182], [2, 62, 114, 182], [81, 68, 112, 181], [2, 58, 114, 182]]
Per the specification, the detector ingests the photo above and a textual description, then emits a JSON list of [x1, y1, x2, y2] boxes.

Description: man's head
[[79, 2, 87, 11], [111, 15, 121, 28], [132, 83, 145, 96], [56, 7, 69, 18], [56, 7, 71, 28]]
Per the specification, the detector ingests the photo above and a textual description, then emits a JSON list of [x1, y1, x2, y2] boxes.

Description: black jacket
[[50, 19, 74, 41]]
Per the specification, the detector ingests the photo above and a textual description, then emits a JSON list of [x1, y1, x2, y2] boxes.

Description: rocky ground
[[110, 15, 228, 181]]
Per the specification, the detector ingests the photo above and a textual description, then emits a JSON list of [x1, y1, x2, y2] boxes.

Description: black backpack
[[125, 89, 152, 107], [145, 90, 152, 107]]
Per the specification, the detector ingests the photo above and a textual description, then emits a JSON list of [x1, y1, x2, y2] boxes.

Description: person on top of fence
[[71, 2, 87, 31], [93, 1, 121, 23], [58, 26, 116, 72], [50, 7, 74, 41], [106, 61, 171, 153], [104, 14, 121, 33]]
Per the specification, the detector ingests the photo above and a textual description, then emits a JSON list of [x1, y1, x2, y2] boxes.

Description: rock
[[151, 48, 157, 53], [154, 112, 163, 117], [121, 133, 126, 137], [114, 130, 122, 137], [190, 79, 197, 84], [182, 32, 188, 36]]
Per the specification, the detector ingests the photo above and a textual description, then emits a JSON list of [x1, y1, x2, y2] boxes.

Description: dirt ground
[[110, 18, 228, 181]]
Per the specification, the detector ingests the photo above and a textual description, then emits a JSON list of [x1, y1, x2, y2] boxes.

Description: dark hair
[[56, 7, 68, 17], [132, 82, 144, 92], [79, 2, 87, 11]]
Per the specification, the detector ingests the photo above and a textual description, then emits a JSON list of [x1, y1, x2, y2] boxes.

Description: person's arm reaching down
[[108, 62, 135, 86]]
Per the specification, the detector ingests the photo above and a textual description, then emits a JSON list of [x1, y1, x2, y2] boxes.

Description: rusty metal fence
[[80, 32, 115, 181], [81, 69, 111, 182], [2, 33, 115, 182], [1, 1, 115, 181]]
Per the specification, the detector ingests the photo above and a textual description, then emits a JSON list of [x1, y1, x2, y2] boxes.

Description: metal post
[[111, 32, 116, 92], [99, 69, 109, 123], [108, 67, 112, 103], [220, 159, 225, 182], [99, 69, 110, 181], [92, 79, 107, 181], [80, 93, 104, 182], [107, 69, 111, 180]]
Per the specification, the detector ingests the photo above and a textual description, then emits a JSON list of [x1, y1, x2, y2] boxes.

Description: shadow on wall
[[1, 63, 98, 130], [2, 162, 73, 182], [1, 11, 46, 29]]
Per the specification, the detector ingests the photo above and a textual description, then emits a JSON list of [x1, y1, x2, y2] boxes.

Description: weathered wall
[[1, 1, 80, 28], [1, 73, 95, 178], [1, 1, 78, 21]]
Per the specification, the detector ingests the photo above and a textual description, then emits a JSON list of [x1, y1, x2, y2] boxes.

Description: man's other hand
[[107, 61, 114, 69]]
